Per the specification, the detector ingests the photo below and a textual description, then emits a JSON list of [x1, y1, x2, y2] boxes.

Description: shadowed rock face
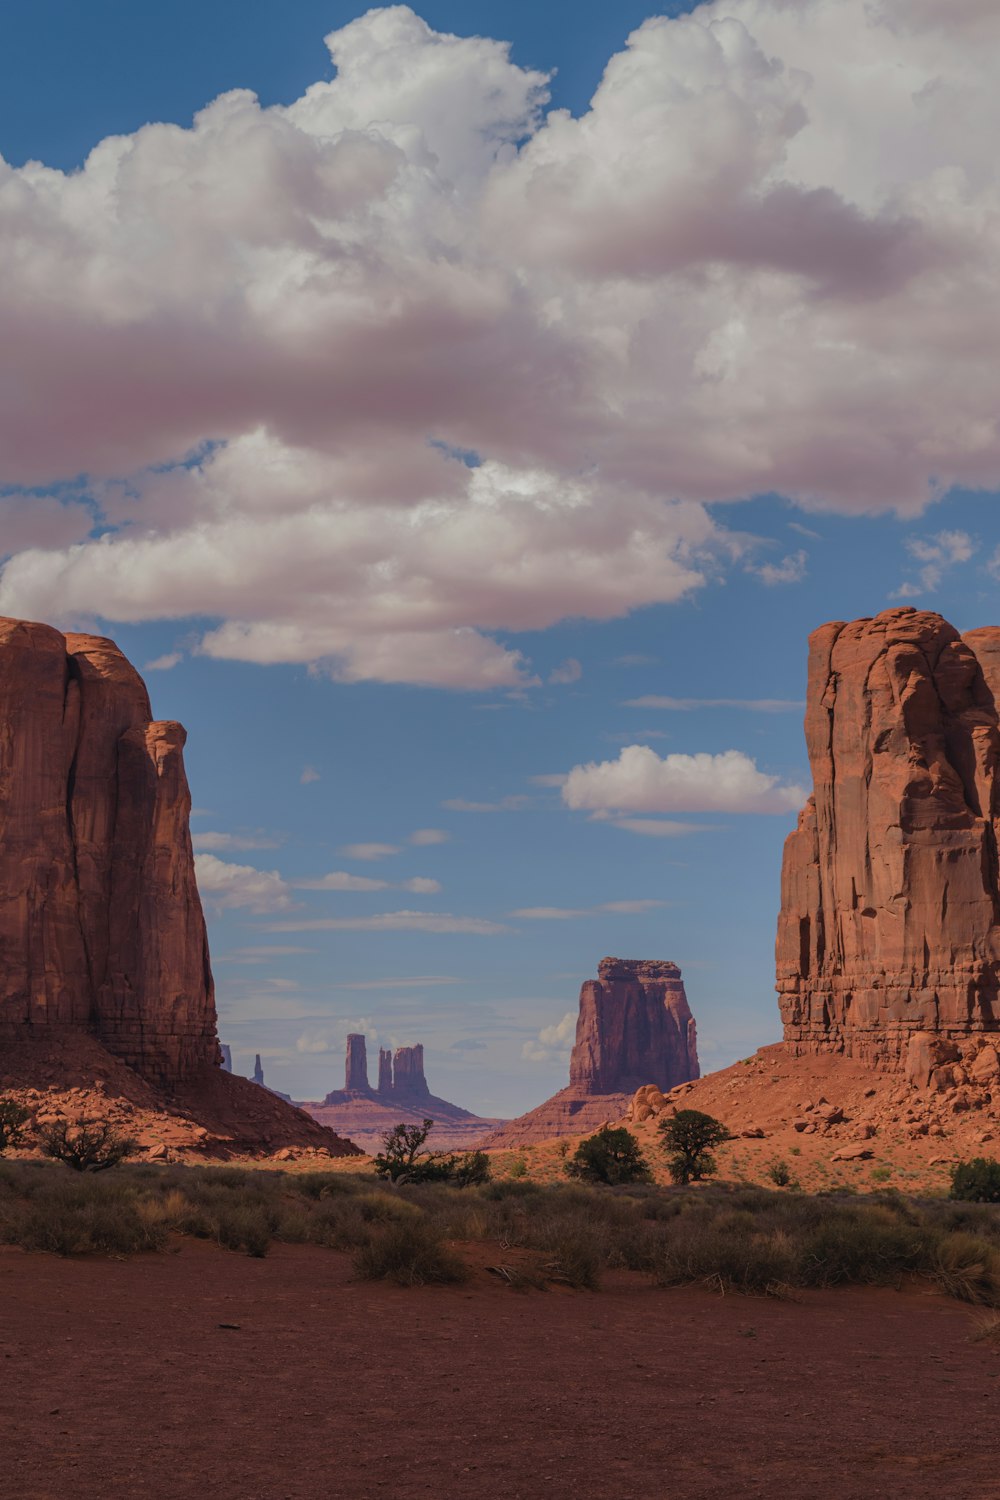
[[570, 958, 700, 1096], [778, 607, 1000, 1067], [345, 1034, 369, 1092], [0, 617, 218, 1086]]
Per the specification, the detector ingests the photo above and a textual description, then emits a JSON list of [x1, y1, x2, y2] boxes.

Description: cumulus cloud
[[522, 1010, 576, 1063], [263, 910, 508, 934], [747, 550, 808, 587], [195, 853, 293, 912], [1, 3, 997, 686], [561, 745, 806, 815]]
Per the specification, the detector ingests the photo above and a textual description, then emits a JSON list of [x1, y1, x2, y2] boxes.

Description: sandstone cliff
[[778, 606, 1000, 1068], [486, 957, 699, 1147], [0, 617, 356, 1156]]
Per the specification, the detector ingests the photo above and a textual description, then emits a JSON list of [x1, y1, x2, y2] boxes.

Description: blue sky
[[1, 1, 999, 1114]]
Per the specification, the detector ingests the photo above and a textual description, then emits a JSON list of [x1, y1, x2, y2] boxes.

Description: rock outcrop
[[391, 1044, 430, 1100], [303, 1033, 503, 1153], [345, 1033, 369, 1092], [485, 958, 700, 1147], [0, 617, 357, 1157], [777, 607, 1000, 1070]]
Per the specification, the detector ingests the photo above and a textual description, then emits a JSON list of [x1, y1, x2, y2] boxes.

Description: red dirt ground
[[4, 1241, 1000, 1499]]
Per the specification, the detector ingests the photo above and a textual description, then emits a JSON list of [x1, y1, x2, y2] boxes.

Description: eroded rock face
[[485, 957, 699, 1147], [0, 618, 217, 1086], [345, 1033, 370, 1092], [391, 1044, 430, 1100], [571, 958, 699, 1095], [778, 607, 1000, 1069]]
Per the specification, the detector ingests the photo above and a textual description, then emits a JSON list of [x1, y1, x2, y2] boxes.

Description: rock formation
[[302, 1033, 503, 1153], [0, 617, 357, 1156], [391, 1044, 430, 1100], [486, 958, 700, 1147], [777, 607, 1000, 1071], [253, 1054, 265, 1087], [345, 1033, 369, 1092]]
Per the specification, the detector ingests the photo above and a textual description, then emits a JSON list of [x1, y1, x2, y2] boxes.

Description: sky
[[2, 0, 999, 1116]]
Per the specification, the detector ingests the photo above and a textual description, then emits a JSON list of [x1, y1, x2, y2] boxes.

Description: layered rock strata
[[0, 617, 357, 1156], [778, 607, 1000, 1069], [486, 957, 699, 1147]]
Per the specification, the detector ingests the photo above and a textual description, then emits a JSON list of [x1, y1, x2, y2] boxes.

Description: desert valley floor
[[5, 1238, 1000, 1500]]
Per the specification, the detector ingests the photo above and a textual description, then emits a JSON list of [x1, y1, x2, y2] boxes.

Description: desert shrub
[[659, 1110, 732, 1185], [508, 1156, 529, 1179], [566, 1126, 652, 1187], [932, 1232, 1000, 1305], [353, 1216, 468, 1286], [452, 1150, 492, 1188], [372, 1120, 457, 1184], [768, 1161, 793, 1188], [216, 1205, 272, 1257], [950, 1158, 1000, 1204], [39, 1119, 138, 1173], [0, 1098, 30, 1154]]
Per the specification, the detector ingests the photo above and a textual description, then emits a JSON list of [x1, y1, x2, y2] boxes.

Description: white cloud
[[263, 910, 508, 934], [442, 796, 530, 812], [339, 842, 401, 861], [624, 696, 803, 712], [295, 1033, 333, 1054], [403, 876, 442, 895], [192, 830, 284, 852], [606, 818, 714, 838], [216, 945, 316, 964], [143, 651, 182, 672], [548, 658, 582, 685], [292, 871, 389, 892], [409, 828, 450, 845], [894, 528, 977, 595], [195, 853, 293, 912], [747, 550, 808, 587], [562, 745, 806, 815], [3, 4, 998, 685], [511, 899, 666, 920], [300, 766, 321, 785], [522, 1009, 577, 1063]]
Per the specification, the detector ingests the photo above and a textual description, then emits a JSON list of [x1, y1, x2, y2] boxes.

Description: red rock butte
[[778, 607, 1000, 1071], [0, 618, 355, 1155], [487, 957, 699, 1147]]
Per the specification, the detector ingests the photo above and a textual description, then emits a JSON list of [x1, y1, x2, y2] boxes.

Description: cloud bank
[[2, 2, 1000, 685]]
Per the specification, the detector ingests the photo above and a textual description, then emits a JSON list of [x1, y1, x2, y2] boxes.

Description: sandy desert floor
[[4, 1238, 1000, 1500]]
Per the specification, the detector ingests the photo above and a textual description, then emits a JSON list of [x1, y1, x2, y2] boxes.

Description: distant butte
[[486, 957, 699, 1148], [300, 1033, 504, 1152]]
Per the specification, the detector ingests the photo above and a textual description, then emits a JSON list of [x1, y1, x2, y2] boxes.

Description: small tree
[[566, 1125, 652, 1186], [950, 1157, 1000, 1203], [659, 1109, 731, 1185], [39, 1119, 138, 1173], [373, 1119, 454, 1184], [452, 1149, 492, 1188], [0, 1097, 31, 1155]]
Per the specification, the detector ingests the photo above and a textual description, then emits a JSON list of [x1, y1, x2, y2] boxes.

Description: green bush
[[566, 1126, 652, 1186], [372, 1119, 457, 1184], [659, 1110, 732, 1185], [767, 1161, 793, 1188], [950, 1158, 1000, 1204]]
